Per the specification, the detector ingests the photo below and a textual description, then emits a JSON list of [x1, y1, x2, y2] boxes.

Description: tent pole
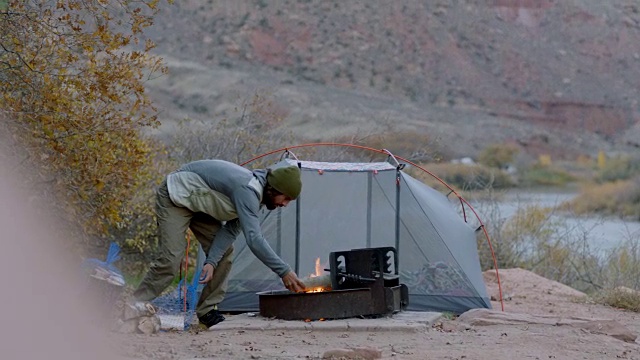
[[295, 162, 302, 274], [276, 208, 282, 255], [366, 171, 372, 248], [395, 167, 401, 266]]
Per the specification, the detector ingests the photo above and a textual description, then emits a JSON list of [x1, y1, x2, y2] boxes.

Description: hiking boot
[[198, 308, 225, 328]]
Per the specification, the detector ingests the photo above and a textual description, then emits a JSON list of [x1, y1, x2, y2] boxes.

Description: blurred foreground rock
[[114, 315, 161, 334], [115, 301, 161, 334]]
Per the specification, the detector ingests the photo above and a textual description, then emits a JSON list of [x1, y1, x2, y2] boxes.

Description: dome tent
[[219, 145, 499, 314]]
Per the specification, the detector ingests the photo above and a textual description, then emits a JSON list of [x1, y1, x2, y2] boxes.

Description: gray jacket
[[166, 160, 291, 277]]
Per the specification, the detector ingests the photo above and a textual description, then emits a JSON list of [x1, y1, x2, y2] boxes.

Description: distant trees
[[0, 1, 172, 248], [165, 91, 293, 167]]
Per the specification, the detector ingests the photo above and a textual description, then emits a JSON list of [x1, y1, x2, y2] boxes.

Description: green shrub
[[519, 164, 576, 186], [596, 156, 640, 183], [478, 143, 519, 169]]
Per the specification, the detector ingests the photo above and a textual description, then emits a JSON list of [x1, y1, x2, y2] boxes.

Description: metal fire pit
[[258, 288, 373, 320], [258, 247, 409, 320]]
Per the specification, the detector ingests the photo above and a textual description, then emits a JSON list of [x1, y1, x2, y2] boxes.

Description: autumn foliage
[[0, 1, 171, 250]]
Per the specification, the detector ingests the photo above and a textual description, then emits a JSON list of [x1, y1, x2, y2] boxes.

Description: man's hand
[[281, 271, 305, 293], [199, 263, 215, 284]]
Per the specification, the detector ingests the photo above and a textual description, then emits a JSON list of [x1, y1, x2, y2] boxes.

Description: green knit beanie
[[267, 165, 302, 199]]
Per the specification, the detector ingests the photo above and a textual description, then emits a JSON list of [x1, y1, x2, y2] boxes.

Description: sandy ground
[[112, 269, 640, 360]]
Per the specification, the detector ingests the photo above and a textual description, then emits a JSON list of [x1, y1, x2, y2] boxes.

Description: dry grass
[[477, 195, 640, 295], [561, 178, 640, 218], [596, 288, 640, 312]]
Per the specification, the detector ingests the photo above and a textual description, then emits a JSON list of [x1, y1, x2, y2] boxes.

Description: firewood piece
[[300, 274, 332, 291]]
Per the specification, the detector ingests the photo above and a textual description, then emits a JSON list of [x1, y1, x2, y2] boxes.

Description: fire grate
[[258, 247, 408, 320]]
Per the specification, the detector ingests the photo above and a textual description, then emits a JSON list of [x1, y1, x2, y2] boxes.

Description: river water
[[466, 189, 640, 254]]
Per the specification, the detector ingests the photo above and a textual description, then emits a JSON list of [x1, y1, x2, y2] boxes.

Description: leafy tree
[[0, 0, 172, 248]]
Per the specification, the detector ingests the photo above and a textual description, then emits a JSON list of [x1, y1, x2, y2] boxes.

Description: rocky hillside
[[143, 0, 640, 160]]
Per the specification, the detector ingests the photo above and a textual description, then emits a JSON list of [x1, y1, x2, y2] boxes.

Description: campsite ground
[[112, 268, 640, 360]]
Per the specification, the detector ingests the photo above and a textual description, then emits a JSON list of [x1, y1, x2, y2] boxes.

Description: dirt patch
[[484, 268, 587, 313]]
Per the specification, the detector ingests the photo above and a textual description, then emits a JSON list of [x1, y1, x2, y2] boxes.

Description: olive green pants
[[133, 179, 234, 318]]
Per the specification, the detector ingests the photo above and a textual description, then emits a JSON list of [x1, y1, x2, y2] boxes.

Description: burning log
[[300, 274, 332, 292]]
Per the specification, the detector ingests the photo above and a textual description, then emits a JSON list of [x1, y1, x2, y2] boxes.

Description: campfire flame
[[303, 258, 331, 322], [313, 257, 323, 277], [306, 258, 328, 293]]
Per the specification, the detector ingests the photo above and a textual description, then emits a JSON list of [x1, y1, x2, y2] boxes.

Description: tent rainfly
[[219, 157, 493, 314]]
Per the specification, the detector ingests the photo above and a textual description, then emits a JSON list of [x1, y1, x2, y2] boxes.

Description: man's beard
[[263, 189, 277, 210]]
